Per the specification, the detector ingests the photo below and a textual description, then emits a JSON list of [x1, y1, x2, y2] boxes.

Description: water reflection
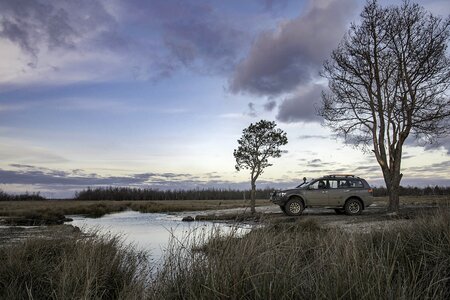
[[69, 210, 251, 262]]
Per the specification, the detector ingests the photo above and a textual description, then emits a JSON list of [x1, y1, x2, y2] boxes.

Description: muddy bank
[[0, 224, 81, 246], [179, 203, 449, 233]]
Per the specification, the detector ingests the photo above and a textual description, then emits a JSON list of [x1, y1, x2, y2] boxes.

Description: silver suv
[[270, 175, 374, 216]]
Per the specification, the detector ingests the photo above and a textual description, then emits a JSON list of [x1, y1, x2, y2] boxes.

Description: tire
[[344, 198, 363, 215], [280, 205, 287, 215], [285, 198, 304, 216], [334, 208, 345, 215]]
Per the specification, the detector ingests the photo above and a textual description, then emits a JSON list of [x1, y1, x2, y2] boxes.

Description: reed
[[151, 209, 450, 299], [0, 230, 150, 300]]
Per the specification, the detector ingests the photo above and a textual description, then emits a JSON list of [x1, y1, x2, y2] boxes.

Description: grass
[[373, 195, 450, 206], [1, 198, 449, 299], [151, 209, 450, 299], [0, 199, 271, 225], [0, 230, 150, 300]]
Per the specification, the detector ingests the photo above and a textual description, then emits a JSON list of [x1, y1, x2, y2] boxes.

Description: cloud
[[0, 164, 228, 191], [276, 83, 324, 123], [0, 0, 121, 58], [259, 0, 289, 10], [423, 136, 450, 155], [298, 134, 328, 140], [263, 100, 277, 111], [229, 0, 357, 96], [247, 102, 257, 117], [160, 2, 246, 75], [0, 0, 248, 87]]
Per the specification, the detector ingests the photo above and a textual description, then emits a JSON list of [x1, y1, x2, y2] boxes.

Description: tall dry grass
[[0, 231, 150, 300], [0, 199, 270, 221], [151, 210, 450, 299]]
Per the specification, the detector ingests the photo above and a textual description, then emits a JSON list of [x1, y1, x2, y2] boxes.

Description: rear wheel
[[344, 198, 362, 215], [285, 198, 305, 216]]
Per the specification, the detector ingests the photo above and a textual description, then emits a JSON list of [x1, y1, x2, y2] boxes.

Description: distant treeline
[[372, 185, 450, 197], [1, 185, 450, 201], [0, 190, 46, 201], [75, 187, 274, 201]]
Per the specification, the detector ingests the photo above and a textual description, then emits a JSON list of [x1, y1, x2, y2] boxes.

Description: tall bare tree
[[234, 120, 288, 213], [320, 0, 450, 212]]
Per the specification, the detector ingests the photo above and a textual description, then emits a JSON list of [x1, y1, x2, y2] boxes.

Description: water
[[68, 210, 252, 263]]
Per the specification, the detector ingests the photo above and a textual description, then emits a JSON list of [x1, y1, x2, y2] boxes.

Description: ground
[[0, 196, 448, 243]]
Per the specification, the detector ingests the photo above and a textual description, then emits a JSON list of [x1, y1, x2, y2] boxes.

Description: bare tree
[[320, 0, 450, 212], [234, 120, 288, 214]]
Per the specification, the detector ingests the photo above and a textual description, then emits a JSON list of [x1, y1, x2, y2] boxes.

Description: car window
[[308, 180, 326, 190], [348, 180, 363, 188], [328, 180, 339, 189]]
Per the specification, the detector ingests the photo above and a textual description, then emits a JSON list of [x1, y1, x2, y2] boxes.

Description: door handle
[[345, 190, 350, 192], [322, 191, 328, 194]]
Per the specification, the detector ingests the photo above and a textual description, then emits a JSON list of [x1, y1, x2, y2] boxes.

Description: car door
[[327, 179, 348, 206], [303, 180, 329, 206]]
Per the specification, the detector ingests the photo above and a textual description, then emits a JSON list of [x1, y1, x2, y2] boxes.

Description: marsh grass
[[0, 230, 150, 300], [151, 210, 450, 299], [0, 199, 271, 224]]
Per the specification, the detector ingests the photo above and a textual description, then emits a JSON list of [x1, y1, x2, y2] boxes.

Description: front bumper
[[270, 192, 286, 205]]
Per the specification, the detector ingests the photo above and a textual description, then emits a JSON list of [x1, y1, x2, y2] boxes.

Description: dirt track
[[181, 203, 448, 233]]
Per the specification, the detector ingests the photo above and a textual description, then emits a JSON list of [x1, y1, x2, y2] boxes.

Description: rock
[[182, 216, 195, 222]]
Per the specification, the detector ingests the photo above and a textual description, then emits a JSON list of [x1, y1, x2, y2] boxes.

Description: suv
[[270, 175, 373, 216]]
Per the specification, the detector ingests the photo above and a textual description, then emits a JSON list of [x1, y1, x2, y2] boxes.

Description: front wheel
[[344, 198, 362, 215], [285, 198, 304, 216]]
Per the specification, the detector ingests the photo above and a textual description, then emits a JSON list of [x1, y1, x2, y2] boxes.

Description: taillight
[[368, 189, 373, 194]]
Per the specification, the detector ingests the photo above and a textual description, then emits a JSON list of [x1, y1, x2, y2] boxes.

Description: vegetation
[[0, 190, 45, 201], [152, 209, 450, 299], [234, 120, 288, 213], [373, 185, 450, 197], [0, 231, 149, 300], [2, 186, 450, 203], [0, 199, 271, 225], [0, 203, 448, 299], [75, 186, 275, 201], [320, 0, 450, 212]]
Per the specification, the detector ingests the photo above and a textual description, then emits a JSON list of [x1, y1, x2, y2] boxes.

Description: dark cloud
[[298, 134, 328, 140], [423, 136, 450, 155], [352, 165, 381, 173], [0, 0, 119, 59], [263, 100, 277, 111], [276, 84, 323, 123], [161, 2, 246, 74], [247, 102, 257, 117], [406, 161, 450, 174], [0, 165, 233, 196], [308, 159, 321, 163], [0, 166, 149, 186], [405, 135, 450, 155], [0, 0, 247, 80], [229, 0, 357, 96]]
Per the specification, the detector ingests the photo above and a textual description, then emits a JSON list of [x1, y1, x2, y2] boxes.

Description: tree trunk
[[388, 186, 399, 212], [250, 181, 256, 214], [384, 169, 403, 213]]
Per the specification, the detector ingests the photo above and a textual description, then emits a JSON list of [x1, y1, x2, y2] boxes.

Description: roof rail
[[325, 174, 356, 178]]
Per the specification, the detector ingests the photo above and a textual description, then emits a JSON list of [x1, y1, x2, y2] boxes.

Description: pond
[[68, 210, 252, 264]]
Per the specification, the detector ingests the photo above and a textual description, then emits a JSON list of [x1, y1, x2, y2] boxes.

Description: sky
[[0, 0, 449, 198]]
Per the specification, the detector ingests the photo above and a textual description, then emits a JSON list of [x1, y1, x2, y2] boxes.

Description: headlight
[[279, 192, 287, 197]]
